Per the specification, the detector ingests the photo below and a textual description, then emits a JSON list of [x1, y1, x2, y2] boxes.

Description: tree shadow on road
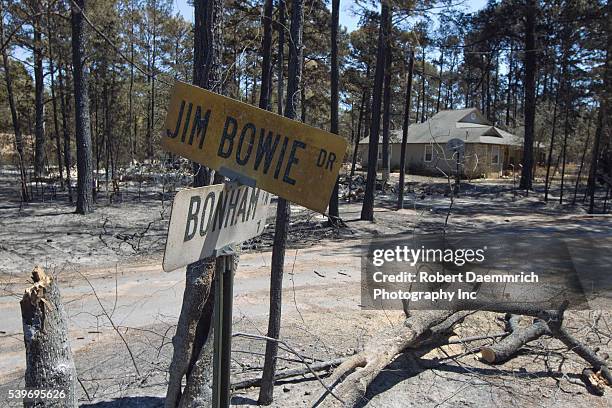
[[81, 396, 164, 407]]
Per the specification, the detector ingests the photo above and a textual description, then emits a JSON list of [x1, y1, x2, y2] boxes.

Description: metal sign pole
[[212, 256, 224, 408], [212, 246, 235, 408], [220, 253, 234, 406]]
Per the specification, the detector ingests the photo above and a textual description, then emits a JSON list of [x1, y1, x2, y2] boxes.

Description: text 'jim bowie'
[[167, 100, 339, 187], [183, 187, 270, 242]]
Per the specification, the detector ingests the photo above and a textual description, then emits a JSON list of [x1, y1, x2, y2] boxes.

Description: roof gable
[[358, 108, 520, 146]]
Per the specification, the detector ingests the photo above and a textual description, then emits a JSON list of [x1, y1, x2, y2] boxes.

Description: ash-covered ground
[[1, 166, 611, 407]]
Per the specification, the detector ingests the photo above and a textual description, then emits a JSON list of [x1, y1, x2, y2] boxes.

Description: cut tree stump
[[20, 266, 77, 407]]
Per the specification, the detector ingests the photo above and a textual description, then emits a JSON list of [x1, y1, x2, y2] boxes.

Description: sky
[[172, 0, 489, 33]]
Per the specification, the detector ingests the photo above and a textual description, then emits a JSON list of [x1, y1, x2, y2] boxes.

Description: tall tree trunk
[[361, 1, 390, 221], [519, 0, 537, 190], [573, 122, 591, 205], [492, 53, 499, 122], [276, 0, 285, 116], [350, 86, 367, 182], [380, 7, 392, 187], [165, 1, 224, 406], [258, 0, 303, 404], [559, 106, 570, 205], [259, 0, 273, 111], [258, 0, 281, 403], [420, 46, 426, 122], [588, 1, 611, 213], [415, 82, 421, 121], [58, 65, 73, 202], [129, 0, 135, 164], [301, 70, 306, 123], [506, 42, 513, 126], [398, 50, 415, 209], [447, 53, 455, 109], [33, 3, 46, 177], [436, 49, 444, 113], [588, 108, 604, 213], [71, 0, 94, 214], [149, 6, 157, 160], [544, 81, 560, 202], [47, 3, 64, 189], [0, 7, 29, 202], [327, 0, 340, 221]]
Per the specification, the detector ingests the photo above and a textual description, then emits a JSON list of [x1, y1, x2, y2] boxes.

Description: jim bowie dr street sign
[[162, 81, 348, 214], [163, 183, 272, 271]]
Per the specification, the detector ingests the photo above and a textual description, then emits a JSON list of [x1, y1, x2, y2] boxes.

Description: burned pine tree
[[397, 49, 415, 210], [71, 0, 94, 214], [32, 0, 46, 178], [327, 0, 340, 223], [519, 0, 537, 190], [361, 1, 390, 221], [380, 6, 392, 187], [258, 0, 304, 404], [0, 1, 29, 203], [165, 0, 226, 406]]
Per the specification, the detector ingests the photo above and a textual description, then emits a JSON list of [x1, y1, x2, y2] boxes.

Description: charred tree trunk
[[588, 5, 611, 213], [259, 0, 273, 112], [129, 0, 136, 164], [258, 0, 303, 404], [506, 42, 513, 126], [0, 8, 29, 202], [588, 109, 604, 213], [327, 0, 340, 222], [420, 46, 426, 122], [398, 50, 415, 210], [380, 7, 392, 188], [21, 266, 77, 407], [47, 3, 64, 189], [559, 106, 570, 205], [349, 86, 367, 190], [58, 65, 73, 203], [544, 81, 560, 202], [519, 0, 537, 190], [33, 4, 46, 178], [276, 0, 286, 116], [361, 1, 389, 221], [436, 49, 444, 113], [573, 123, 591, 205], [71, 0, 94, 214], [165, 0, 224, 406]]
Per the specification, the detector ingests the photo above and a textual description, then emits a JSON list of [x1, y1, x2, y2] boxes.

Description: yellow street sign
[[161, 81, 347, 214]]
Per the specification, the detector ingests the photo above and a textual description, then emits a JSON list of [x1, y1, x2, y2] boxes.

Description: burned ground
[[0, 168, 611, 407]]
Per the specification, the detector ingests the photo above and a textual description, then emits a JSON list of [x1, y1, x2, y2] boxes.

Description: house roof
[[358, 108, 522, 147]]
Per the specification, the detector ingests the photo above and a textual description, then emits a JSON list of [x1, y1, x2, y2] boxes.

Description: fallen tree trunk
[[480, 318, 550, 364], [312, 310, 467, 407], [21, 266, 77, 407], [314, 302, 612, 406]]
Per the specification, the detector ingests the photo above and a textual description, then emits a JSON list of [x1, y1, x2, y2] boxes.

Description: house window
[[424, 145, 433, 162], [491, 146, 500, 165]]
